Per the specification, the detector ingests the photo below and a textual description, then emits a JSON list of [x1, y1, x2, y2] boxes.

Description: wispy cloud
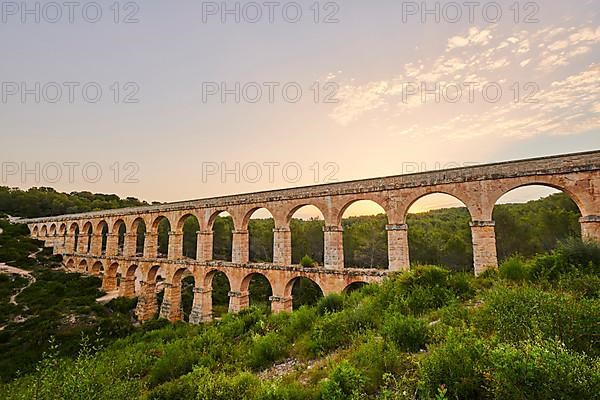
[[329, 24, 600, 140]]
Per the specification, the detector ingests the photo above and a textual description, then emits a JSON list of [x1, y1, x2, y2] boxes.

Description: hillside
[[0, 240, 598, 399]]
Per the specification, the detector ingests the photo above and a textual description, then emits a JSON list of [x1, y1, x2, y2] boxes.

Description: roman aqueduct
[[22, 151, 600, 323]]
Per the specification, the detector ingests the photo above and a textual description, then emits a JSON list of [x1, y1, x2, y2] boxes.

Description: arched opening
[[406, 193, 473, 272], [97, 221, 109, 255], [132, 218, 146, 256], [71, 223, 80, 253], [241, 272, 273, 311], [174, 269, 195, 321], [153, 216, 171, 258], [206, 270, 231, 318], [179, 214, 200, 259], [91, 261, 103, 276], [78, 259, 88, 273], [114, 220, 127, 256], [49, 224, 57, 237], [247, 208, 274, 263], [211, 212, 233, 261], [66, 258, 75, 270], [121, 264, 139, 297], [289, 205, 325, 266], [493, 185, 581, 262], [102, 262, 120, 293], [344, 281, 368, 294], [59, 224, 67, 248], [32, 226, 39, 237], [286, 277, 324, 309], [82, 222, 93, 253], [40, 225, 48, 237], [340, 200, 388, 269]]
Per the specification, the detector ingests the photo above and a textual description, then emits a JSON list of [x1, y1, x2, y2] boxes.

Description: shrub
[[196, 369, 260, 400], [320, 361, 366, 400], [259, 381, 317, 400], [300, 255, 316, 268], [247, 332, 288, 370], [478, 286, 600, 355], [419, 329, 487, 399], [310, 312, 351, 354], [382, 313, 429, 352], [486, 339, 600, 399], [499, 255, 530, 282], [317, 293, 344, 315], [107, 296, 138, 314], [530, 238, 600, 280]]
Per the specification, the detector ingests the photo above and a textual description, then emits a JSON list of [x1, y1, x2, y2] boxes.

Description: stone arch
[[112, 219, 127, 256], [40, 225, 48, 237], [287, 204, 325, 265], [151, 216, 171, 258], [404, 192, 475, 272], [78, 259, 88, 273], [491, 183, 582, 262], [82, 222, 93, 253], [335, 197, 390, 226], [102, 262, 120, 292], [119, 264, 138, 297], [177, 213, 200, 259], [69, 222, 80, 253], [131, 217, 147, 256], [338, 199, 389, 269], [343, 281, 368, 294], [488, 180, 586, 220], [91, 261, 104, 276], [165, 267, 196, 322], [240, 271, 273, 309], [402, 190, 475, 222], [285, 203, 327, 226], [204, 269, 232, 318], [65, 258, 75, 270], [209, 211, 233, 261], [96, 220, 109, 255], [283, 276, 324, 309], [49, 224, 57, 236], [243, 207, 275, 263], [146, 265, 164, 283], [32, 225, 39, 237]]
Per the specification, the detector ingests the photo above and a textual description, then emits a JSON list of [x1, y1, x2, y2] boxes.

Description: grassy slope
[[0, 240, 598, 400]]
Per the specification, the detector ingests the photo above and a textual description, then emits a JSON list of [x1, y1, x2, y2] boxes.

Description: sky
[[1, 0, 599, 217]]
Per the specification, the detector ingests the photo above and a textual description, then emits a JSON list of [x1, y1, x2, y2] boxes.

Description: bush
[[247, 332, 288, 370], [317, 293, 344, 315], [478, 286, 600, 355], [196, 369, 260, 400], [530, 238, 600, 280], [382, 313, 429, 352], [300, 255, 316, 268], [486, 339, 600, 399], [310, 312, 351, 354], [419, 329, 487, 399], [499, 255, 530, 282], [320, 361, 366, 400]]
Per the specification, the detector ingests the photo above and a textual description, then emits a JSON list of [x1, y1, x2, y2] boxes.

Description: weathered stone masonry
[[23, 151, 600, 323]]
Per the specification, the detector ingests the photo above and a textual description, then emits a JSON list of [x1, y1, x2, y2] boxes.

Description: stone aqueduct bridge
[[23, 151, 600, 323]]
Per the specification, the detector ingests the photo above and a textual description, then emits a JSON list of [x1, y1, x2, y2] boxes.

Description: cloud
[[329, 24, 600, 133]]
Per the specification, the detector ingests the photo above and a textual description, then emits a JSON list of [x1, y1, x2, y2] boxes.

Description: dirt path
[[0, 264, 36, 305]]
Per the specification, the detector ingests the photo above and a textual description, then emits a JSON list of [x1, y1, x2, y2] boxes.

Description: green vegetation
[[0, 216, 139, 381], [0, 186, 150, 218], [0, 240, 597, 399]]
